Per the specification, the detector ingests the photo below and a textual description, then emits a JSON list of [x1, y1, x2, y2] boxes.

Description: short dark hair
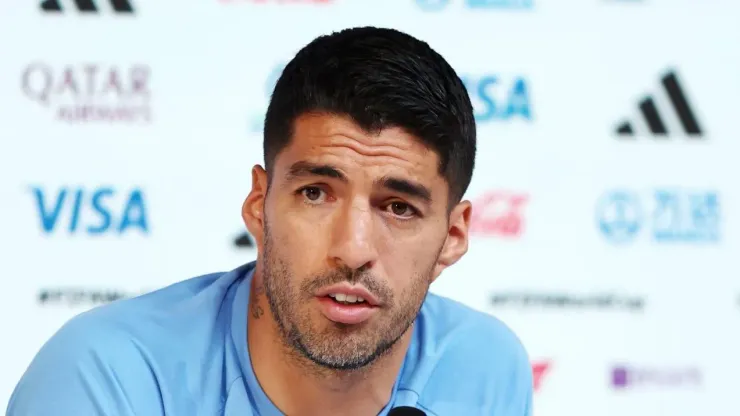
[[263, 26, 476, 204]]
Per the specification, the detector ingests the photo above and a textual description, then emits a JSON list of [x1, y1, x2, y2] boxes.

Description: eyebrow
[[286, 161, 347, 182], [376, 176, 432, 204], [285, 160, 432, 203]]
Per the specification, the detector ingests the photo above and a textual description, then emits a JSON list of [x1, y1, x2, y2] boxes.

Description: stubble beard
[[259, 224, 434, 374]]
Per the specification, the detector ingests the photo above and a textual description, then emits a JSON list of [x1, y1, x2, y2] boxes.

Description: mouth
[[315, 284, 381, 307], [316, 290, 380, 325], [326, 293, 370, 305]]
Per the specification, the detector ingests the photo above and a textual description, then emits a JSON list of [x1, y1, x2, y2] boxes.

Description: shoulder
[[46, 267, 239, 346], [7, 301, 167, 415], [405, 293, 532, 415], [37, 266, 242, 361], [7, 267, 245, 415]]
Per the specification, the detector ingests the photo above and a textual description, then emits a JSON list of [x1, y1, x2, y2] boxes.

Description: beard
[[260, 224, 435, 372]]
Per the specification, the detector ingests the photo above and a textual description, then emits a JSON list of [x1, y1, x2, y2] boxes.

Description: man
[[7, 27, 532, 415]]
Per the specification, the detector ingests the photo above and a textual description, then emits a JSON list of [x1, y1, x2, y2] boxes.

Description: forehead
[[275, 113, 443, 182]]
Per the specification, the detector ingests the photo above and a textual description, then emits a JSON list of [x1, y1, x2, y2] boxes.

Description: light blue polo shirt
[[7, 262, 532, 415]]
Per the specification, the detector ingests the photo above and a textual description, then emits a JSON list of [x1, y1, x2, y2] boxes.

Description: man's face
[[246, 113, 470, 371]]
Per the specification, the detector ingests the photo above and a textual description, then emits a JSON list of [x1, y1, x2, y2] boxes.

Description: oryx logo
[[615, 70, 703, 138], [40, 0, 134, 13]]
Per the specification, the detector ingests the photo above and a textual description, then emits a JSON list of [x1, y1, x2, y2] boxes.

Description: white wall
[[1, 0, 738, 414]]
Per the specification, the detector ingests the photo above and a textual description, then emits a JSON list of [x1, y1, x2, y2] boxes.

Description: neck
[[246, 267, 412, 416]]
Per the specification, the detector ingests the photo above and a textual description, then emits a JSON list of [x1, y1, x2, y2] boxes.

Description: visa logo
[[460, 75, 532, 123], [31, 187, 149, 235]]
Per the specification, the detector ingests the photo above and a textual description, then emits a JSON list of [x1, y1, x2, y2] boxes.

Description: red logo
[[470, 191, 528, 237], [21, 63, 151, 124], [532, 361, 550, 392]]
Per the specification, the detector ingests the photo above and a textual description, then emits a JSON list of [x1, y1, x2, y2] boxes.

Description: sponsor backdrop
[[0, 0, 738, 414]]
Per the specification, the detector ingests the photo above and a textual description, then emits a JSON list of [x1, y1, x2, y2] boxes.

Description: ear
[[242, 165, 269, 254], [432, 200, 472, 281]]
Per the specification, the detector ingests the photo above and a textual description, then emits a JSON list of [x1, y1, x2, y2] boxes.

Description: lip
[[315, 283, 381, 307], [316, 297, 378, 325]]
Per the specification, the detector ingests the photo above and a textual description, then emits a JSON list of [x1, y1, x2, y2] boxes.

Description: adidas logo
[[40, 0, 134, 13], [615, 70, 703, 138], [234, 232, 254, 248]]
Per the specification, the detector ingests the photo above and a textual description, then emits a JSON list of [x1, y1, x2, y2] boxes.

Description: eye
[[387, 201, 417, 219], [299, 186, 327, 204]]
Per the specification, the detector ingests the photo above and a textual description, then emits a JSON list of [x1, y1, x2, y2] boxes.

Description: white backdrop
[[1, 0, 739, 415]]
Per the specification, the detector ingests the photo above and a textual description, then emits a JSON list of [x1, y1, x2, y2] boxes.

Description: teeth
[[328, 293, 366, 304]]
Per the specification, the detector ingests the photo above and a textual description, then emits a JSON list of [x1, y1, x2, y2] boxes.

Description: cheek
[[380, 236, 442, 286], [381, 221, 447, 256], [269, 211, 328, 269]]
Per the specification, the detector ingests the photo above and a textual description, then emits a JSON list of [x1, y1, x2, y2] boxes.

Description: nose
[[327, 201, 378, 271]]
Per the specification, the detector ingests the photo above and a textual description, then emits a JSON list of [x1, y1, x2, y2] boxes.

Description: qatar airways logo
[[21, 62, 152, 123], [470, 191, 528, 237]]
